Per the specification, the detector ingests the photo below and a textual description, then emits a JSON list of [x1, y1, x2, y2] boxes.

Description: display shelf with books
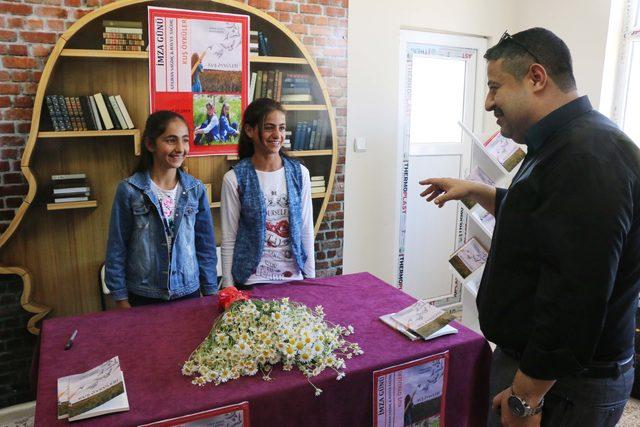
[[0, 0, 337, 328], [46, 200, 98, 211]]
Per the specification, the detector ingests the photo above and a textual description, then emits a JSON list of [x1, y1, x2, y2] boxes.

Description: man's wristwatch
[[507, 388, 544, 417]]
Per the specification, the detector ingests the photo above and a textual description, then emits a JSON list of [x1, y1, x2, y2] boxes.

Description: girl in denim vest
[[105, 111, 218, 307], [220, 98, 315, 288]]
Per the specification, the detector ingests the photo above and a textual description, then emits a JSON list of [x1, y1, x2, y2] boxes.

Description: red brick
[[3, 173, 24, 185], [288, 23, 308, 35], [13, 96, 33, 108], [0, 209, 16, 221], [3, 109, 32, 121], [275, 2, 297, 12], [74, 9, 92, 19], [0, 161, 10, 172], [33, 71, 42, 82], [291, 14, 303, 24], [38, 6, 67, 18], [0, 84, 20, 95], [0, 72, 9, 82], [22, 83, 38, 95], [87, 0, 101, 6], [325, 6, 346, 17], [26, 0, 62, 4], [20, 31, 56, 44], [0, 97, 9, 108], [8, 44, 28, 56], [27, 19, 44, 30], [16, 123, 31, 133], [309, 26, 332, 36], [273, 11, 291, 23], [7, 17, 25, 28], [0, 123, 14, 134], [300, 4, 322, 14], [32, 45, 52, 57], [248, 0, 272, 8], [0, 2, 33, 16], [1, 150, 19, 160], [64, 0, 81, 6], [0, 30, 17, 42], [316, 251, 326, 260], [47, 19, 65, 32], [327, 202, 341, 211], [5, 196, 22, 208], [10, 71, 30, 82], [303, 15, 328, 25], [2, 57, 38, 70]]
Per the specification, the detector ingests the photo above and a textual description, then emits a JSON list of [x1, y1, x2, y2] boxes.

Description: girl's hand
[[116, 299, 132, 309]]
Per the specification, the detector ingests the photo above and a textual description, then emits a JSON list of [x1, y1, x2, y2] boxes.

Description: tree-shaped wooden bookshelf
[[0, 0, 337, 333]]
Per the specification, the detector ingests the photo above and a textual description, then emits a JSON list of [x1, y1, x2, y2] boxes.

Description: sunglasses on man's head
[[499, 31, 541, 64]]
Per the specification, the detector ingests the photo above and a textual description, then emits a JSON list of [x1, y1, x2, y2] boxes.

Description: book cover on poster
[[148, 6, 249, 156]]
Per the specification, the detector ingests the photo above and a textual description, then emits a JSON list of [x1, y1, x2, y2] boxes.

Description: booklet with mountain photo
[[57, 356, 129, 422], [383, 300, 456, 340]]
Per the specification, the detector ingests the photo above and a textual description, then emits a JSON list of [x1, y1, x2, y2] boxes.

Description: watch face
[[508, 395, 526, 417]]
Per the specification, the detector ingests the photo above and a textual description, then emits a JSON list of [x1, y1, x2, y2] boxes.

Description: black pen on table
[[64, 329, 78, 350]]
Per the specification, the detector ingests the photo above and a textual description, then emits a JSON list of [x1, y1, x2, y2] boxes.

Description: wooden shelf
[[210, 201, 221, 208], [46, 200, 98, 211], [225, 150, 331, 161], [38, 130, 141, 155], [60, 49, 148, 59], [249, 55, 308, 64], [282, 105, 327, 111]]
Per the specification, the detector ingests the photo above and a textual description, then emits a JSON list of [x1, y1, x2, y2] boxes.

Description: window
[[613, 0, 640, 143]]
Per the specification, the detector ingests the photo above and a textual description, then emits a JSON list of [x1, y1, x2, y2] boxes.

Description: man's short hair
[[484, 27, 577, 92], [206, 103, 213, 108]]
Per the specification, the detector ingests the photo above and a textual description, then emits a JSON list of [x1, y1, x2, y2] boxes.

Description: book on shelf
[[52, 173, 86, 181], [57, 356, 129, 422], [472, 207, 496, 234], [103, 95, 122, 130], [381, 300, 457, 340], [102, 45, 143, 51], [311, 186, 326, 194], [108, 96, 128, 130], [250, 71, 313, 104], [462, 166, 495, 209], [114, 95, 134, 129], [53, 187, 90, 195], [93, 93, 114, 130], [103, 26, 143, 34], [291, 120, 327, 150], [54, 196, 90, 204], [449, 237, 489, 279], [483, 131, 526, 172]]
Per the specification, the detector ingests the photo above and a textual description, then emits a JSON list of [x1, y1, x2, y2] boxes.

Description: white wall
[[511, 0, 613, 108], [344, 0, 514, 283], [344, 0, 614, 284]]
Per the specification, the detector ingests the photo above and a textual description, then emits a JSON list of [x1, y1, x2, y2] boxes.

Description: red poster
[[148, 6, 249, 156], [373, 351, 449, 427], [139, 401, 250, 426]]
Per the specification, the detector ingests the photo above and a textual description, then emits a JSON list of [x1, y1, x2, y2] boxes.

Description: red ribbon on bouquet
[[218, 286, 251, 311]]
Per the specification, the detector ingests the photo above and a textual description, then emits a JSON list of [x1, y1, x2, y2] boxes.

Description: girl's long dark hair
[[237, 98, 287, 159], [133, 110, 188, 174]]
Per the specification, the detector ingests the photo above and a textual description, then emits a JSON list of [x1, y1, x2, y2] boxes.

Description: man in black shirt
[[421, 28, 639, 426]]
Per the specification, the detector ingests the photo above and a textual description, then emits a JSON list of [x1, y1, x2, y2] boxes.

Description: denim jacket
[[105, 169, 218, 300], [231, 156, 307, 284]]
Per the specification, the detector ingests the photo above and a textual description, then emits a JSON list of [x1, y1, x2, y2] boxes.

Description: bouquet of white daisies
[[182, 291, 363, 396]]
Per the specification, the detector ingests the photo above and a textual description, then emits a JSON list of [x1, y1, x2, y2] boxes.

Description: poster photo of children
[[193, 94, 241, 146]]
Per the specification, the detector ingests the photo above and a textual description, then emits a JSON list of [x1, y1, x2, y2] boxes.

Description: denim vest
[[105, 169, 218, 300], [231, 156, 307, 284]]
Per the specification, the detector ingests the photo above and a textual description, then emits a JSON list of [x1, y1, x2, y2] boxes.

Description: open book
[[57, 356, 129, 422], [380, 300, 457, 341]]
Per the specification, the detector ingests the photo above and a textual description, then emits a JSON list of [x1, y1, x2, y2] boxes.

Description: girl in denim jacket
[[220, 98, 315, 288], [105, 111, 218, 307]]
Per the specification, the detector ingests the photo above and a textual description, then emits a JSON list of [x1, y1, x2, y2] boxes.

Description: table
[[35, 272, 491, 426]]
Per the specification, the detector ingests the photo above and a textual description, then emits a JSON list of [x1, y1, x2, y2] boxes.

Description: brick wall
[[0, 0, 347, 408]]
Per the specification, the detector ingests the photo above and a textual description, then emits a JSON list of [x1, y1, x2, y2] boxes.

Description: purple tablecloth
[[35, 272, 491, 426]]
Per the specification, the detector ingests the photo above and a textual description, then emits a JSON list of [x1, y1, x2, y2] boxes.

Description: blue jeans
[[487, 347, 634, 427]]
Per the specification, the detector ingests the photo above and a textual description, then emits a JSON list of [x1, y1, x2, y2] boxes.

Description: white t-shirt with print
[[220, 165, 315, 286], [150, 180, 181, 252]]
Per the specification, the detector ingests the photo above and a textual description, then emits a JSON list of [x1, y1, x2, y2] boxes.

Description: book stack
[[292, 119, 328, 150], [57, 356, 129, 422], [283, 130, 292, 149], [380, 300, 457, 341], [249, 30, 269, 56], [52, 173, 91, 204], [310, 176, 325, 195], [44, 93, 134, 131], [249, 70, 313, 103], [102, 20, 144, 51]]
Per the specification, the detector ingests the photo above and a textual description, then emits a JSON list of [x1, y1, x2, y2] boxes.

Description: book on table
[[380, 300, 457, 340], [57, 356, 129, 422]]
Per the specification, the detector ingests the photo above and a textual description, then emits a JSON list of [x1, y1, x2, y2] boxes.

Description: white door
[[397, 31, 487, 303]]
